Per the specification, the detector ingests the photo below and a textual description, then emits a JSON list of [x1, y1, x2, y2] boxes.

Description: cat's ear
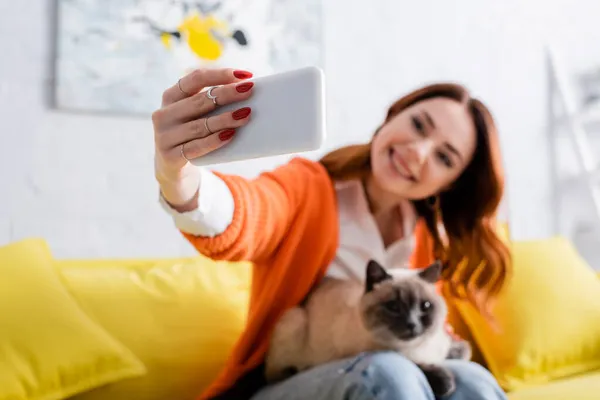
[[418, 260, 443, 284], [365, 259, 392, 292]]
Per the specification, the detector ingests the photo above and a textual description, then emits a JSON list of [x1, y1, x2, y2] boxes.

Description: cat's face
[[359, 260, 447, 344]]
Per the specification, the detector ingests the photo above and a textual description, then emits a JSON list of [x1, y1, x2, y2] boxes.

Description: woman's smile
[[389, 147, 417, 182]]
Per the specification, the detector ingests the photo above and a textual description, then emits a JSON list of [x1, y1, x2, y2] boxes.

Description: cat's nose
[[406, 321, 416, 332]]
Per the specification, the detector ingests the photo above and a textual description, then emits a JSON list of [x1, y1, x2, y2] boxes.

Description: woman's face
[[371, 97, 477, 200]]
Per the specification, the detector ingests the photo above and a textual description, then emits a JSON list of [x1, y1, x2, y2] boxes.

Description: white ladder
[[546, 45, 600, 235]]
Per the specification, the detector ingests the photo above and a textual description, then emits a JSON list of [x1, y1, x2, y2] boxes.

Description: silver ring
[[177, 79, 190, 96], [206, 86, 219, 106], [181, 142, 191, 162], [204, 117, 214, 134]]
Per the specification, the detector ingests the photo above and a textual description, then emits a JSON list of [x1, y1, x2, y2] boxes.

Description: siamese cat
[[265, 260, 471, 397]]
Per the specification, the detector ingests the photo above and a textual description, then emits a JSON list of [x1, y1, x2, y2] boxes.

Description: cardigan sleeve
[[176, 158, 335, 264]]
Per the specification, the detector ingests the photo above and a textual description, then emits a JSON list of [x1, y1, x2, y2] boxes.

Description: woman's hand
[[153, 68, 254, 211], [153, 67, 254, 179]]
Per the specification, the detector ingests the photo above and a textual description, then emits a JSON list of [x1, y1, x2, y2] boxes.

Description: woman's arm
[[151, 67, 335, 263], [159, 157, 333, 264], [158, 165, 234, 237], [152, 66, 255, 231]]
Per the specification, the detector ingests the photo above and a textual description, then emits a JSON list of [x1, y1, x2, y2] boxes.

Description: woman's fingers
[[179, 129, 237, 161], [161, 68, 253, 106], [158, 107, 252, 150], [153, 67, 254, 172], [158, 80, 255, 126]]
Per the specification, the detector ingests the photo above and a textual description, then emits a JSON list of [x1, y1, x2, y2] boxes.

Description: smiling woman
[[153, 68, 510, 399], [321, 83, 510, 312]]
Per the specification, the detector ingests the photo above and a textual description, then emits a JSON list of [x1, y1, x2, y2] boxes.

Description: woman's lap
[[251, 352, 507, 400]]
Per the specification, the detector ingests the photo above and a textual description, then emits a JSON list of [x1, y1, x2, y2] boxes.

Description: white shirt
[[159, 168, 418, 282]]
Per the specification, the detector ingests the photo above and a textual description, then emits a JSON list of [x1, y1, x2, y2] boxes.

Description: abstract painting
[[54, 0, 322, 115]]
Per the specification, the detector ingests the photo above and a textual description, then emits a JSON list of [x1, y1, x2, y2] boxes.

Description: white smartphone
[[190, 66, 326, 166]]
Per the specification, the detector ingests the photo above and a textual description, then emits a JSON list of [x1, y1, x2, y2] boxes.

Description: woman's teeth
[[391, 151, 416, 181]]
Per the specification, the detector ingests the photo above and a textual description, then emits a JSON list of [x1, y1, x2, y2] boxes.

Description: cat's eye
[[385, 300, 400, 313], [421, 301, 432, 311]]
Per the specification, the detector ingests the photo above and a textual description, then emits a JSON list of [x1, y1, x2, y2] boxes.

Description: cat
[[264, 259, 471, 397]]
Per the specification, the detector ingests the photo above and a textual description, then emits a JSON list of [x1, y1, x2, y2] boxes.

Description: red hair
[[319, 83, 511, 317]]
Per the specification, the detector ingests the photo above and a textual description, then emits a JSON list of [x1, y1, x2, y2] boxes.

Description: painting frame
[[52, 0, 324, 116]]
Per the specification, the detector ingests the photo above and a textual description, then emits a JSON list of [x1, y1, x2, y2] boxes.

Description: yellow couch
[[1, 237, 599, 400]]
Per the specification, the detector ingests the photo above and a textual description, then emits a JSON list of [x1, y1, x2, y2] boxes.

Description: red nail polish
[[232, 107, 251, 120], [236, 82, 254, 93], [233, 70, 253, 79], [219, 129, 236, 141]]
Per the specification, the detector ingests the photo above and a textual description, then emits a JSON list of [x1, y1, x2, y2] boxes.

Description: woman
[[153, 67, 510, 400]]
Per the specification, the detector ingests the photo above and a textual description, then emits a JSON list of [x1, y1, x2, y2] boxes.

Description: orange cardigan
[[180, 157, 435, 399]]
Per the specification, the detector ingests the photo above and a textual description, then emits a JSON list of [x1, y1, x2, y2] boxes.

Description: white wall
[[1, 0, 599, 259]]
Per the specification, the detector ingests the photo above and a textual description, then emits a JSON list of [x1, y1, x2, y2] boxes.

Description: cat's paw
[[419, 364, 456, 398], [447, 340, 472, 361]]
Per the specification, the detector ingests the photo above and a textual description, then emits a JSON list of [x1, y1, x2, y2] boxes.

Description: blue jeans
[[251, 352, 507, 400]]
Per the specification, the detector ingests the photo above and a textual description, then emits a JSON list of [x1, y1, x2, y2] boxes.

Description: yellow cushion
[[55, 255, 251, 400], [508, 370, 600, 400], [0, 239, 146, 400], [456, 236, 600, 391]]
